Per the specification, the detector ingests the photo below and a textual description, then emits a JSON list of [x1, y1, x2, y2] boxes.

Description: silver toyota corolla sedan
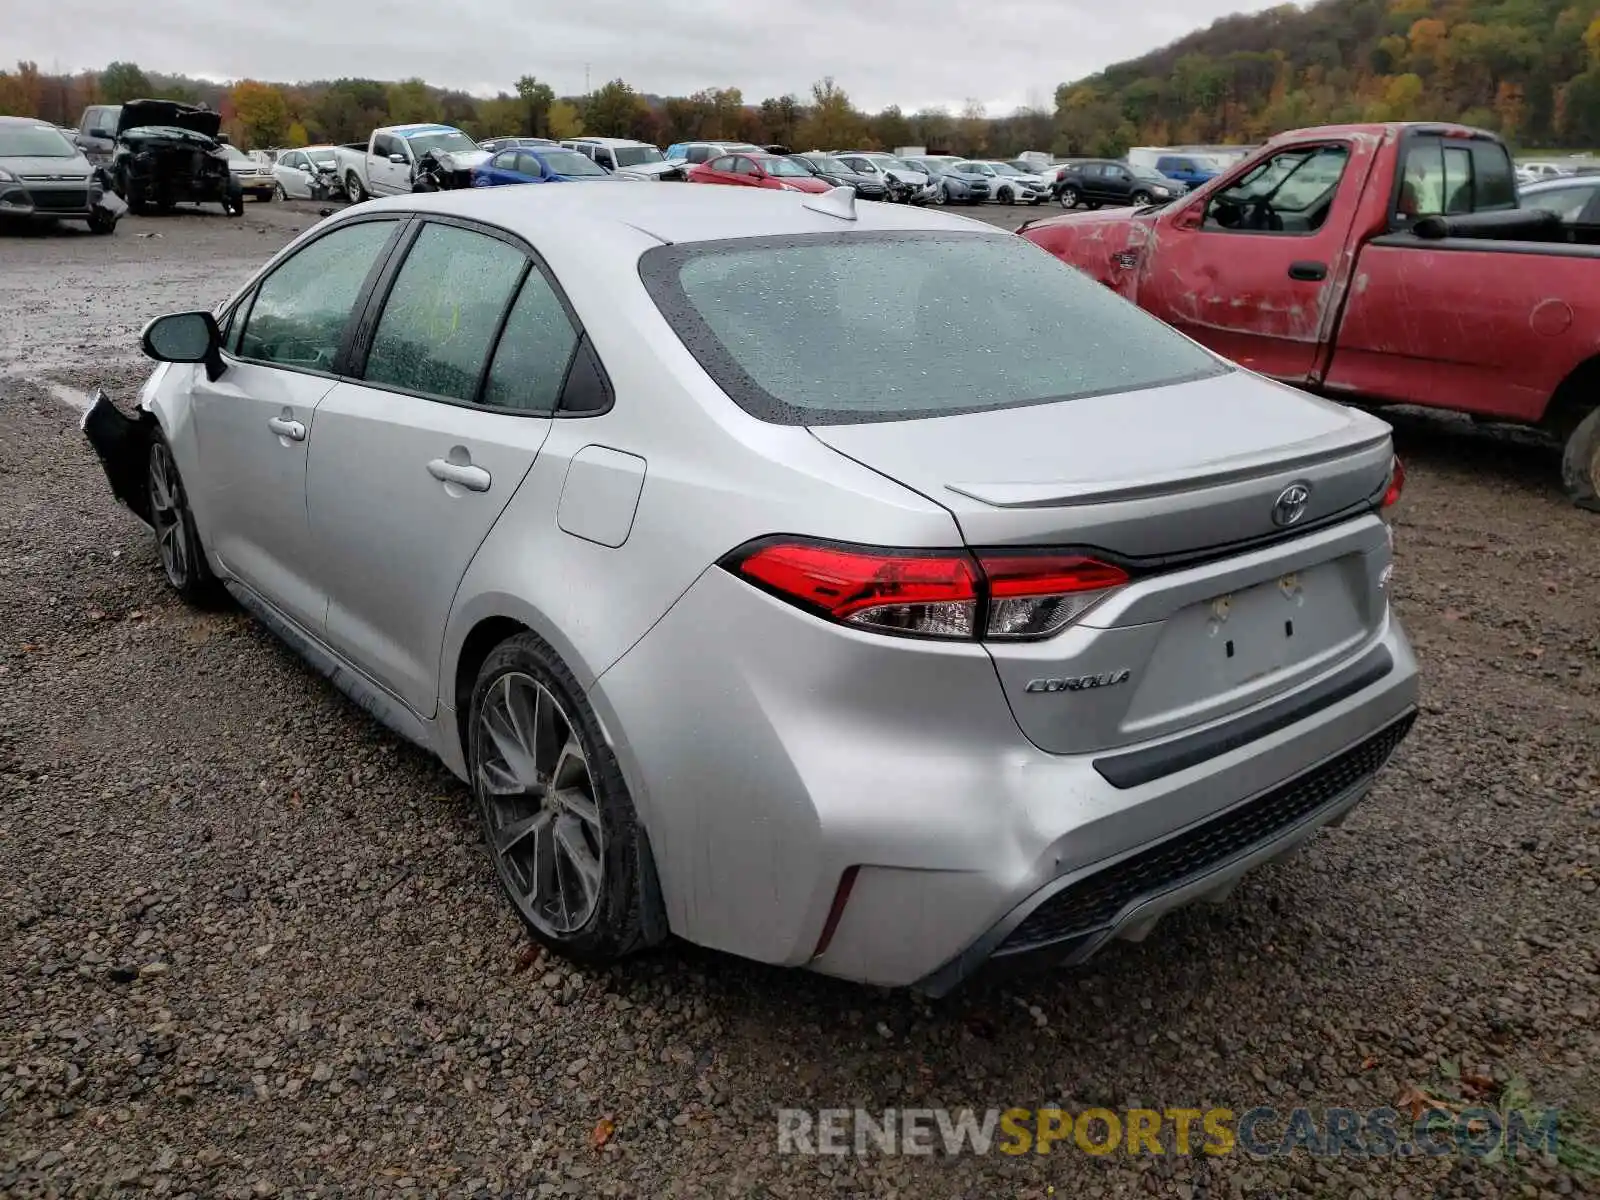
[[83, 183, 1417, 993]]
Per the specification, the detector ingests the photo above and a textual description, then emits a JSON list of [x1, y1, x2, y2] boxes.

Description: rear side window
[[640, 232, 1227, 426], [1397, 138, 1516, 222], [362, 224, 526, 402], [236, 220, 396, 370], [482, 271, 579, 413]]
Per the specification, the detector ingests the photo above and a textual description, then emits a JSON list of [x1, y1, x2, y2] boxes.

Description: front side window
[[515, 152, 543, 176], [363, 223, 527, 403], [1205, 144, 1349, 234], [482, 270, 579, 413], [492, 151, 518, 170], [236, 220, 397, 370], [640, 231, 1227, 425]]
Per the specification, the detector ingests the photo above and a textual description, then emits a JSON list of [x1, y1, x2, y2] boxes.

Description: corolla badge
[[1025, 669, 1131, 694], [1271, 481, 1313, 528]]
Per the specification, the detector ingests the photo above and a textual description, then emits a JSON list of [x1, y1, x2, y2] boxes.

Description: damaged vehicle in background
[[0, 115, 125, 233], [110, 99, 243, 216], [336, 124, 488, 201], [270, 146, 347, 201]]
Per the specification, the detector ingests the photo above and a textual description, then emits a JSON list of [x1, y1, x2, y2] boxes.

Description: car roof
[[354, 180, 1000, 248], [0, 115, 56, 128], [574, 137, 654, 147]]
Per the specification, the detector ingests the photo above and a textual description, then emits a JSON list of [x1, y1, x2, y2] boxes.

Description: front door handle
[[1288, 261, 1328, 281], [266, 416, 306, 441], [427, 458, 492, 492]]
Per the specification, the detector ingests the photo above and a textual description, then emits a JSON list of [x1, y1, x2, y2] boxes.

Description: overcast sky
[[12, 0, 1286, 113]]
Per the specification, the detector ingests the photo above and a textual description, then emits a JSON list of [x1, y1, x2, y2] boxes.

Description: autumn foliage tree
[[231, 80, 290, 148], [1054, 0, 1600, 150]]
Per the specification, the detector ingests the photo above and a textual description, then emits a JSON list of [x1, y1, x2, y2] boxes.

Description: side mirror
[[1172, 203, 1204, 231], [389, 153, 408, 164], [89, 127, 109, 139], [141, 311, 224, 380]]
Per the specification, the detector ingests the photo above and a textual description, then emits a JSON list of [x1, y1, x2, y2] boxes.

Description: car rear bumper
[[592, 564, 1419, 992]]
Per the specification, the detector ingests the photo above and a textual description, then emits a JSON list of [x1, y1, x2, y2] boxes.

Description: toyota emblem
[[1272, 482, 1312, 527]]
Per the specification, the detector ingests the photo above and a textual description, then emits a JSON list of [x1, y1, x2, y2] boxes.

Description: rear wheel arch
[[452, 615, 529, 766], [1543, 353, 1600, 440], [1544, 354, 1600, 511]]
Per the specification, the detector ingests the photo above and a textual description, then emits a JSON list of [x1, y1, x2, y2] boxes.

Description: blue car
[[472, 145, 620, 187], [1153, 154, 1218, 188]]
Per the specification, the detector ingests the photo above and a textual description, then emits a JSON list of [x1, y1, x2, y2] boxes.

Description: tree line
[[0, 61, 1051, 157]]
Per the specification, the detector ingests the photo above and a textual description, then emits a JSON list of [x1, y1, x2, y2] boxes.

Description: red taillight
[[724, 539, 1128, 642], [1382, 455, 1406, 509], [733, 541, 980, 638], [977, 552, 1130, 639]]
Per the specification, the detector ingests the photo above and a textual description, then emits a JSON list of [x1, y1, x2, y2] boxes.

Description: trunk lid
[[809, 370, 1397, 756]]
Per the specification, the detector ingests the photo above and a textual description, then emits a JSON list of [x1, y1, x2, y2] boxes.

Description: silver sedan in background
[[83, 184, 1417, 993], [271, 145, 342, 200]]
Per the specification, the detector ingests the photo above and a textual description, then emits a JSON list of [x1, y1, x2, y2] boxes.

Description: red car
[[686, 152, 832, 193]]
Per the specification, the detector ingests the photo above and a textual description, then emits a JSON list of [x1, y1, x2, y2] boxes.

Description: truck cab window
[[1204, 144, 1349, 235], [1395, 138, 1516, 226]]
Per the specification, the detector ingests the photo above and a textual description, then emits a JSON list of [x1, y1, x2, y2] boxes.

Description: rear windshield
[[639, 231, 1228, 425]]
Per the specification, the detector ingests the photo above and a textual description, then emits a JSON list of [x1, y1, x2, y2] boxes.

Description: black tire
[[469, 632, 655, 964], [1131, 189, 1153, 206], [146, 434, 222, 606], [273, 181, 289, 202], [999, 186, 1014, 205], [1058, 186, 1080, 209], [1560, 405, 1600, 512], [345, 173, 368, 203], [87, 207, 118, 235], [932, 183, 948, 205]]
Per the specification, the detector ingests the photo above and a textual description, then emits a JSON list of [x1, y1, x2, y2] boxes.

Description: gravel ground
[[1, 202, 1597, 1199]]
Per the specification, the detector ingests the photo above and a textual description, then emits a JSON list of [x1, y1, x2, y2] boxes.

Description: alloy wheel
[[474, 672, 605, 937], [147, 442, 190, 589]]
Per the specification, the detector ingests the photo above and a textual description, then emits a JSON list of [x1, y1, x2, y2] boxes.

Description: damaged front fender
[[81, 389, 156, 527]]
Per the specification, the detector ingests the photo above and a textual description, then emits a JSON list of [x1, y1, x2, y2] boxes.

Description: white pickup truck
[[335, 124, 489, 201]]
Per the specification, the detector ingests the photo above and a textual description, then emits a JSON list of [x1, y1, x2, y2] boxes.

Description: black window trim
[[637, 228, 1229, 427], [224, 213, 411, 380], [343, 212, 611, 418]]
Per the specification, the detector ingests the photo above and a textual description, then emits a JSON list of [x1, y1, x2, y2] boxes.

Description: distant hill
[[1052, 0, 1600, 155]]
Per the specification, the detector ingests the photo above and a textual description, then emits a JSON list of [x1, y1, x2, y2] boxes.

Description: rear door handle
[[427, 459, 492, 492], [1288, 261, 1328, 281], [266, 416, 306, 441]]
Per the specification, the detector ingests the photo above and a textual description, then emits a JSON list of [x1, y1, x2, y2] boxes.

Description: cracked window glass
[[363, 224, 527, 403]]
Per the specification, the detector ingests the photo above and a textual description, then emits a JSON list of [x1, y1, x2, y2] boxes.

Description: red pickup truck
[[1020, 123, 1600, 510]]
